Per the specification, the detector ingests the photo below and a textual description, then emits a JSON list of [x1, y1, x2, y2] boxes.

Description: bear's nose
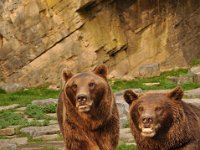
[[142, 116, 154, 124], [77, 94, 87, 103]]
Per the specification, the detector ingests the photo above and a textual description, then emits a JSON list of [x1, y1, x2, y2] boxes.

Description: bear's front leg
[[64, 136, 100, 150]]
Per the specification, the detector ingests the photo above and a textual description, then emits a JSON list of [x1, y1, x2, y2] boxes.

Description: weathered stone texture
[[115, 0, 200, 78], [0, 0, 199, 86]]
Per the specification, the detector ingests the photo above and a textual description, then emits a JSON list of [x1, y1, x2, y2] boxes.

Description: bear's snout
[[142, 115, 154, 126], [75, 93, 93, 113], [77, 94, 88, 104], [139, 114, 158, 137]]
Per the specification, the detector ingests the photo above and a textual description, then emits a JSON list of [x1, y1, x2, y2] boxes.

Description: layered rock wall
[[0, 0, 199, 87]]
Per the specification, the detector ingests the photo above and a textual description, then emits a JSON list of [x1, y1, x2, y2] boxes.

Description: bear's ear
[[93, 64, 108, 79], [62, 68, 73, 83], [124, 90, 138, 105], [168, 87, 183, 101]]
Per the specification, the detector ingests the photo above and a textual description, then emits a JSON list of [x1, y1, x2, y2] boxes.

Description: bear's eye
[[155, 106, 162, 112], [138, 106, 144, 112], [89, 82, 95, 90], [71, 84, 77, 91]]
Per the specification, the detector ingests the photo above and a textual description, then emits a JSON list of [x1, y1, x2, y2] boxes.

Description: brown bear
[[57, 65, 119, 150], [123, 87, 200, 150]]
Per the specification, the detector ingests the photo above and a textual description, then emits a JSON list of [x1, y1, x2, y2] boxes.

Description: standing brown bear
[[124, 87, 200, 150], [57, 65, 119, 150]]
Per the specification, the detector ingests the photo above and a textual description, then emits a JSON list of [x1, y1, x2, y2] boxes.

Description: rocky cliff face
[[0, 0, 199, 87]]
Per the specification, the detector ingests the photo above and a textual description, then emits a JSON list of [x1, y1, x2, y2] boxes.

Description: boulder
[[0, 104, 19, 111], [190, 65, 200, 83], [183, 98, 200, 108], [32, 99, 58, 106], [190, 65, 200, 74], [184, 88, 200, 98], [20, 124, 60, 137], [0, 83, 24, 93], [32, 134, 60, 141], [167, 76, 193, 85], [139, 64, 160, 78], [119, 128, 135, 143], [0, 137, 28, 150], [193, 73, 200, 83], [0, 127, 15, 136]]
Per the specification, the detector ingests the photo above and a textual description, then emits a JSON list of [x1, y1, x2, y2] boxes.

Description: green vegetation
[[42, 104, 57, 113], [0, 110, 27, 129], [123, 120, 129, 128], [0, 103, 56, 129], [117, 143, 136, 150], [0, 87, 59, 106], [0, 68, 199, 107], [41, 147, 59, 150], [23, 120, 49, 127], [0, 109, 51, 129], [27, 136, 44, 143], [111, 68, 200, 92], [25, 104, 55, 120], [191, 58, 200, 66]]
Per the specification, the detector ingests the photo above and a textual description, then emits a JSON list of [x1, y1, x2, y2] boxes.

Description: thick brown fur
[[57, 65, 119, 150], [124, 87, 200, 150]]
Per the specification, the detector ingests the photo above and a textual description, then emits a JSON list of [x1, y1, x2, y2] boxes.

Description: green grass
[[42, 104, 57, 113], [123, 121, 129, 128], [191, 58, 200, 66], [117, 143, 136, 150], [25, 104, 54, 120], [41, 147, 59, 150], [23, 120, 49, 127], [111, 68, 200, 92], [0, 68, 199, 107], [0, 101, 56, 129], [0, 110, 27, 129], [0, 108, 51, 129], [0, 87, 59, 106]]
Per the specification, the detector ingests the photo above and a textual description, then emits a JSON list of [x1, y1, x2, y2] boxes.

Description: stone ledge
[[0, 127, 15, 136], [20, 124, 60, 137]]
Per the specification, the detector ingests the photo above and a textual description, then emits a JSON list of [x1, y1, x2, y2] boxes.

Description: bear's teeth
[[79, 106, 87, 109], [78, 106, 91, 112], [142, 128, 153, 133]]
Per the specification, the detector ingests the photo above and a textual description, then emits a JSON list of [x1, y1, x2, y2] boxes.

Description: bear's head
[[62, 65, 109, 113], [124, 87, 184, 138]]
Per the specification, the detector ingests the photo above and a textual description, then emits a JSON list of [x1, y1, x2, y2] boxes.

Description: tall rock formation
[[0, 0, 199, 87]]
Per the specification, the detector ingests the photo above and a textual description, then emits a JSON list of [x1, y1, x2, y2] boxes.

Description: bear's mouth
[[141, 128, 156, 137], [78, 105, 91, 112], [76, 101, 93, 113], [139, 123, 161, 138]]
